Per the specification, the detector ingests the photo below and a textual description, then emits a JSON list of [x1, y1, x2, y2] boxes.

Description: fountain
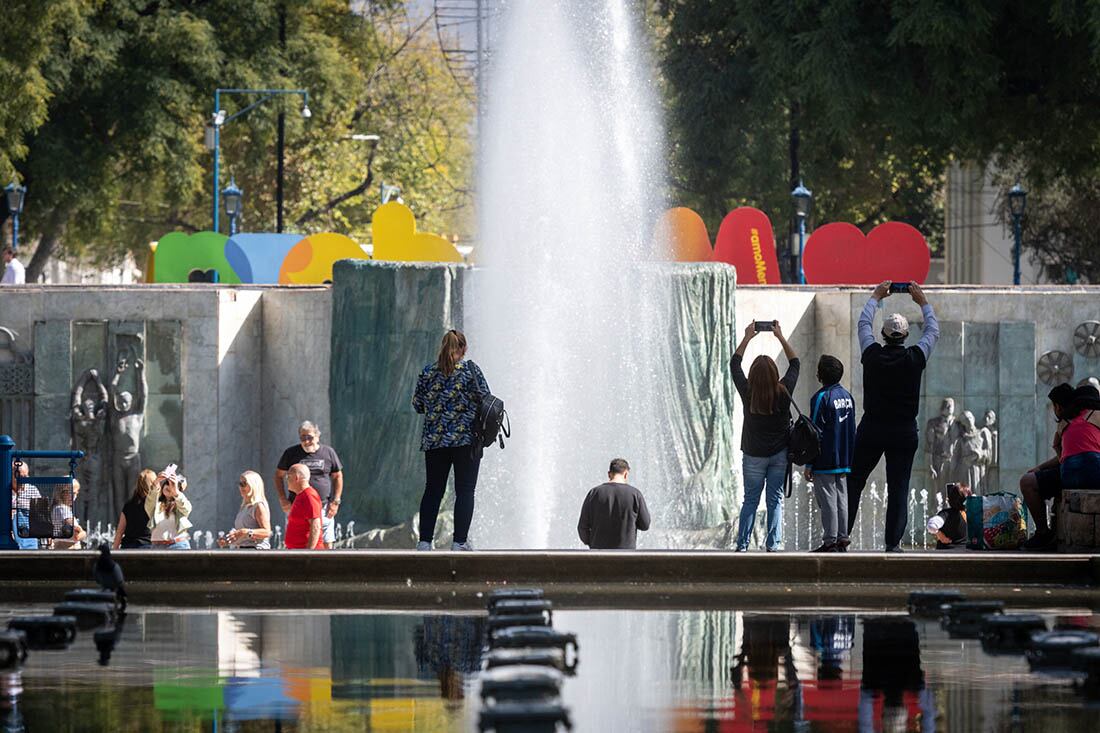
[[469, 0, 680, 548]]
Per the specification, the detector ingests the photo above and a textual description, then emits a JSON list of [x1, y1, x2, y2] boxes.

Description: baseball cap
[[882, 313, 909, 339]]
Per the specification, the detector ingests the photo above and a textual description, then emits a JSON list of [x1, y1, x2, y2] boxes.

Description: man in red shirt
[[284, 464, 322, 549]]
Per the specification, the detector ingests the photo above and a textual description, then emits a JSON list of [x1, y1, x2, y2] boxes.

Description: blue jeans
[[737, 450, 787, 550]]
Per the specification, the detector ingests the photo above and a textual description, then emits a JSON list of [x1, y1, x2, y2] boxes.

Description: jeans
[[163, 539, 190, 550], [420, 446, 482, 544], [813, 473, 849, 545], [847, 419, 919, 549], [737, 450, 788, 550], [321, 501, 336, 545], [1061, 451, 1100, 489], [14, 512, 39, 550]]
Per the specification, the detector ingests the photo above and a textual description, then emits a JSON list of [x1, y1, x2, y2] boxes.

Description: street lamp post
[[4, 182, 26, 252], [791, 181, 812, 284], [222, 179, 242, 235], [1009, 181, 1028, 286], [210, 88, 310, 233]]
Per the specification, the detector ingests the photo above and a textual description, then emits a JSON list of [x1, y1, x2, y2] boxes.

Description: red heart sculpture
[[802, 221, 930, 285], [712, 207, 782, 284]]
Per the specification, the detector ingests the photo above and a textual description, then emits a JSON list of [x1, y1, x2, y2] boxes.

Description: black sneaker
[[885, 545, 904, 553], [1022, 531, 1056, 551], [812, 543, 837, 553], [836, 538, 850, 553]]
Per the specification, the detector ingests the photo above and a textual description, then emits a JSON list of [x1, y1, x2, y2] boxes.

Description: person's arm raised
[[910, 283, 940, 360], [858, 282, 889, 353]]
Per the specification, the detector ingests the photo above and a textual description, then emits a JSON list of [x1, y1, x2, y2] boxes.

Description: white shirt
[[1, 257, 26, 284]]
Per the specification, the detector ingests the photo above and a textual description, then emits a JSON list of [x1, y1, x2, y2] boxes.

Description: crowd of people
[[12, 280, 1100, 553]]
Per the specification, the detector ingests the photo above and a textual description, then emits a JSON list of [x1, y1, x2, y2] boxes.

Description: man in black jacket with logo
[[847, 281, 940, 551]]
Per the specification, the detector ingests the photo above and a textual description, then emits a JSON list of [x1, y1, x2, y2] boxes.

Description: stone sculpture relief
[[949, 410, 985, 490], [924, 398, 956, 481], [70, 368, 108, 515], [109, 356, 146, 516], [978, 409, 998, 488]]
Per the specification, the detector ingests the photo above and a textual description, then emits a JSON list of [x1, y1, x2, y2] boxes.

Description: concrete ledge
[[3, 550, 1096, 587]]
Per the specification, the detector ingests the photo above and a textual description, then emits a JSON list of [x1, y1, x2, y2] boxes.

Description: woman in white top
[[219, 471, 272, 549], [50, 479, 86, 550], [145, 464, 192, 549]]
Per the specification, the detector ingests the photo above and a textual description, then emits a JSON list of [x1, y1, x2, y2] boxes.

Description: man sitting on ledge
[[577, 458, 651, 550]]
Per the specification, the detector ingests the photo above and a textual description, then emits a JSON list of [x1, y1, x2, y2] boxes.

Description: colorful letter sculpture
[[712, 207, 782, 285], [153, 201, 462, 283], [371, 201, 462, 263], [802, 221, 930, 285], [153, 231, 240, 284], [655, 207, 713, 262]]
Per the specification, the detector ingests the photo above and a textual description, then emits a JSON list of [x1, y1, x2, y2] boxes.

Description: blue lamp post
[[4, 182, 26, 252], [222, 179, 242, 235], [210, 88, 310, 232], [1009, 181, 1027, 286], [791, 180, 812, 284]]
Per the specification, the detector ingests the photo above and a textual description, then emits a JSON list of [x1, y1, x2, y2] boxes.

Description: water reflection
[[4, 606, 1099, 731]]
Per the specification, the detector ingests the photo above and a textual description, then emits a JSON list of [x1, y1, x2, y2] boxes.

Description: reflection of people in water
[[731, 615, 799, 722], [414, 614, 487, 701], [810, 615, 855, 681], [860, 617, 934, 733]]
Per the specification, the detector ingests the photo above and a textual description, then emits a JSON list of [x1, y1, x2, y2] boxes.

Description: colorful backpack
[[965, 492, 1027, 550]]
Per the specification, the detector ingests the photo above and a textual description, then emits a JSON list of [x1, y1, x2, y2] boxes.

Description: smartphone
[[754, 321, 775, 332], [889, 282, 911, 293]]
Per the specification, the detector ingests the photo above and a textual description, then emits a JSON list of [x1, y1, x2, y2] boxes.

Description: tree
[[9, 0, 472, 281]]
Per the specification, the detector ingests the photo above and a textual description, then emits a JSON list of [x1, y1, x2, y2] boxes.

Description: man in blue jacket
[[805, 355, 856, 552]]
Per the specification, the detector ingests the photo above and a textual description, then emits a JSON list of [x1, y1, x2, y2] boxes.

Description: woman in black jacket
[[731, 321, 799, 551]]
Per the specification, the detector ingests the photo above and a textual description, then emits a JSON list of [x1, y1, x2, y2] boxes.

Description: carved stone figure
[[978, 409, 998, 487], [71, 368, 108, 516], [109, 357, 146, 515], [949, 410, 985, 491], [925, 398, 956, 481]]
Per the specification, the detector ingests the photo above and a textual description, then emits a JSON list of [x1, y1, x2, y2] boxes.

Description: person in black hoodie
[[846, 281, 939, 552], [805, 355, 856, 553], [731, 320, 799, 552]]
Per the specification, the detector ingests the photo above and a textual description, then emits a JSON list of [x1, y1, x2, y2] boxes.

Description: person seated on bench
[[1059, 385, 1100, 491], [1021, 384, 1075, 551], [926, 482, 970, 550]]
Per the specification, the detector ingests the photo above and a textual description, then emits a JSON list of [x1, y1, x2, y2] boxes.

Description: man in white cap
[[846, 281, 939, 551]]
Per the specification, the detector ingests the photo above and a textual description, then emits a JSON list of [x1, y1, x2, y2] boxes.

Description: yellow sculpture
[[371, 201, 462, 263], [279, 232, 369, 284]]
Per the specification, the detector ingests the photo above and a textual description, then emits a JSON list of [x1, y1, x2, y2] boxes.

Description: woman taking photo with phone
[[412, 329, 490, 551], [731, 320, 800, 551]]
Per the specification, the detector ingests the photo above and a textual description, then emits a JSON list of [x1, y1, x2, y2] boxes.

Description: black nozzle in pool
[[0, 631, 28, 672], [1026, 630, 1100, 671], [480, 665, 564, 703], [7, 616, 77, 650], [490, 599, 554, 617], [489, 627, 579, 672], [64, 589, 120, 608], [53, 602, 115, 631], [979, 614, 1048, 654], [907, 590, 964, 618], [484, 647, 571, 674], [940, 600, 1005, 638], [478, 700, 572, 732], [487, 588, 545, 611]]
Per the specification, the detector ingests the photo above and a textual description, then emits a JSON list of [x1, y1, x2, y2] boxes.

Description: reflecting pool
[[4, 605, 1099, 731]]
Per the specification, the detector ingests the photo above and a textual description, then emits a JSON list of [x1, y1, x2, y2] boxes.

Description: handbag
[[965, 492, 1027, 550]]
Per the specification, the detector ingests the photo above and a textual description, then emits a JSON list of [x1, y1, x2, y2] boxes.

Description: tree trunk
[[24, 210, 66, 283]]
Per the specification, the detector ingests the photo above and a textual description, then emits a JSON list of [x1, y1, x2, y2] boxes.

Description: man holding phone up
[[846, 281, 940, 551]]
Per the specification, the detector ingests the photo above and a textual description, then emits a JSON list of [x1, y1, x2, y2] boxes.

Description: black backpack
[[784, 398, 822, 497], [473, 393, 510, 451]]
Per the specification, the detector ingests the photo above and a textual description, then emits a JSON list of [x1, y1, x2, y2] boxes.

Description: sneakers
[[1022, 531, 1056, 551], [885, 545, 904, 553], [451, 541, 474, 551], [812, 543, 838, 553], [416, 541, 432, 551], [836, 538, 851, 553]]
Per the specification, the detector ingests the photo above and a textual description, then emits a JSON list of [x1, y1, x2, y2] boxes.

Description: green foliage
[[654, 0, 1100, 265], [2, 0, 472, 279]]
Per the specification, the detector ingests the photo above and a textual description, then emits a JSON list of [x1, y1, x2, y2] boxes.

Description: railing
[[0, 434, 84, 550]]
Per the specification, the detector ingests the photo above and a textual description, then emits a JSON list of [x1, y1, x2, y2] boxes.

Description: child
[[805, 355, 856, 552], [927, 482, 970, 549]]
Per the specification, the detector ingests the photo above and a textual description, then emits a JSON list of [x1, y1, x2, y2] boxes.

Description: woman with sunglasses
[[219, 471, 272, 549]]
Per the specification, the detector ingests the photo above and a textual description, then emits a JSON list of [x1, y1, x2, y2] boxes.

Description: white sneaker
[[451, 541, 474, 551], [416, 541, 432, 551]]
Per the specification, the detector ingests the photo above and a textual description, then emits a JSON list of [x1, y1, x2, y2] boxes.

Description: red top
[[1061, 412, 1100, 459], [285, 487, 323, 549]]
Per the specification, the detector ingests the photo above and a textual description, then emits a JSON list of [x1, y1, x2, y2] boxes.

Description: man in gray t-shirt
[[577, 458, 651, 550]]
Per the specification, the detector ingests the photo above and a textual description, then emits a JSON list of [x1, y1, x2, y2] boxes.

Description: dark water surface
[[3, 604, 1099, 731]]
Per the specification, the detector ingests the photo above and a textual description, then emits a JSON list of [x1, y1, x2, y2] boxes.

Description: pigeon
[[94, 546, 127, 611]]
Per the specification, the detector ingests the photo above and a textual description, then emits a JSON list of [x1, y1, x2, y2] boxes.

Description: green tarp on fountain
[[330, 259, 738, 532]]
